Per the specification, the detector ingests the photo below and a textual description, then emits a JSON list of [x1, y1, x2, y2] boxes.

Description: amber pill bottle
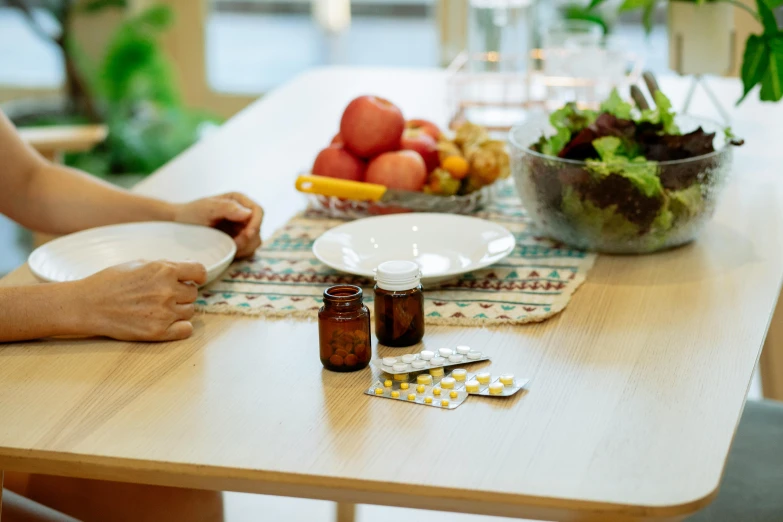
[[374, 261, 425, 347], [318, 285, 371, 372]]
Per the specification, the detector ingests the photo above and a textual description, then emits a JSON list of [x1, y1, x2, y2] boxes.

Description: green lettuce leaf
[[650, 206, 674, 234], [562, 186, 639, 239], [592, 136, 622, 160], [669, 184, 705, 221], [549, 102, 597, 132], [638, 91, 680, 134], [599, 89, 633, 120], [541, 127, 572, 156], [587, 137, 663, 198]]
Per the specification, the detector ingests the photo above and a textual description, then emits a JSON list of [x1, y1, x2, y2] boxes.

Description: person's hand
[[74, 261, 207, 342], [174, 193, 263, 258]]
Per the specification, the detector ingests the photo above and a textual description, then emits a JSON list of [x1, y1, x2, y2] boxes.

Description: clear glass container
[[468, 0, 535, 73], [318, 285, 371, 372], [509, 114, 736, 254]]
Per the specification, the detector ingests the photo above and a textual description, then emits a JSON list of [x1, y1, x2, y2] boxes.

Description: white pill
[[440, 377, 456, 389], [419, 350, 435, 361], [401, 354, 416, 363], [383, 357, 397, 366], [452, 369, 467, 381], [411, 360, 426, 369], [430, 356, 445, 366], [489, 382, 504, 395], [438, 347, 453, 357], [467, 351, 482, 360], [448, 354, 463, 363], [393, 363, 409, 372], [456, 345, 471, 355]]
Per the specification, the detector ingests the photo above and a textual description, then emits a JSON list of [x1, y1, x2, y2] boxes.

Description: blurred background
[[0, 0, 757, 275]]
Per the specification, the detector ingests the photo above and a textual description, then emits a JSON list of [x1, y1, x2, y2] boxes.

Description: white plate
[[29, 222, 236, 286], [313, 213, 516, 285]]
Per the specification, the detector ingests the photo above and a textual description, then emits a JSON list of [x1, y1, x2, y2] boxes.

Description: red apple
[[400, 129, 439, 173], [340, 96, 405, 158], [405, 119, 442, 141], [312, 144, 366, 182], [330, 132, 343, 145], [366, 150, 427, 192]]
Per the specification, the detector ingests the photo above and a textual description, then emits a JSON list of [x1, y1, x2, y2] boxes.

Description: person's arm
[[0, 110, 176, 232], [0, 110, 262, 257], [0, 261, 207, 343]]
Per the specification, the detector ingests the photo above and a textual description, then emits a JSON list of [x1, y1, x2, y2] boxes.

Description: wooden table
[[1, 69, 782, 522]]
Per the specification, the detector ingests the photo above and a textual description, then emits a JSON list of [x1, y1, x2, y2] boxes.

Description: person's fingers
[[233, 233, 248, 252], [224, 193, 263, 238], [175, 282, 199, 303], [236, 234, 262, 258], [174, 303, 196, 320], [163, 320, 194, 341], [243, 205, 263, 240], [210, 198, 252, 223], [175, 262, 207, 285]]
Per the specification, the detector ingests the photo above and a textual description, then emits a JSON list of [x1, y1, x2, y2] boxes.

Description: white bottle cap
[[375, 260, 422, 291]]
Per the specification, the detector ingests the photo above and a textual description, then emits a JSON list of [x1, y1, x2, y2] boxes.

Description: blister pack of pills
[[365, 367, 529, 409], [365, 374, 470, 410], [373, 346, 490, 375]]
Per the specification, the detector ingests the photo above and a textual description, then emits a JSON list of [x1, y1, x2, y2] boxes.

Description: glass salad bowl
[[509, 114, 735, 254]]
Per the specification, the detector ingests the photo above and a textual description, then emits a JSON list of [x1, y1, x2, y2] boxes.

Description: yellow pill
[[476, 372, 491, 384], [466, 380, 480, 393], [391, 391, 400, 398], [374, 388, 384, 395], [499, 374, 514, 386], [433, 387, 441, 396], [425, 396, 433, 404], [440, 377, 456, 389], [394, 373, 409, 381], [400, 382, 409, 390], [417, 374, 433, 385], [429, 367, 445, 377], [384, 380, 393, 387], [489, 382, 504, 395], [417, 384, 426, 394], [441, 399, 449, 407], [450, 390, 458, 399], [452, 369, 467, 381], [407, 393, 416, 401]]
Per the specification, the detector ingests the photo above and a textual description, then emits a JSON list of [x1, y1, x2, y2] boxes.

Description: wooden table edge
[[0, 450, 716, 521]]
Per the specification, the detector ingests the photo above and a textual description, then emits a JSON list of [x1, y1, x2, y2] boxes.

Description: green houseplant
[[5, 0, 219, 178], [588, 0, 783, 103]]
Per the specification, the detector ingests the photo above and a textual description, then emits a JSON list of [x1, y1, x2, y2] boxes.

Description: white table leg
[[335, 502, 356, 522]]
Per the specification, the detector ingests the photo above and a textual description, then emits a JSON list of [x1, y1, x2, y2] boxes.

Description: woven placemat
[[197, 187, 596, 325]]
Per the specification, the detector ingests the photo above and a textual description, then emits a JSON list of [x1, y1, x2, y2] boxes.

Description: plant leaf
[[738, 34, 769, 103], [619, 0, 657, 34], [756, 0, 778, 35], [588, 0, 607, 8], [760, 38, 783, 101], [80, 0, 127, 13]]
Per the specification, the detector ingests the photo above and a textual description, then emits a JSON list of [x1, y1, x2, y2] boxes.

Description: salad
[[512, 88, 742, 253]]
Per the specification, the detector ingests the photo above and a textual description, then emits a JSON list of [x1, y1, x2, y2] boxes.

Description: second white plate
[[312, 213, 516, 285], [29, 222, 237, 286]]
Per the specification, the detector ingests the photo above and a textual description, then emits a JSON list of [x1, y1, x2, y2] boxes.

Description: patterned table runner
[[197, 187, 596, 325]]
